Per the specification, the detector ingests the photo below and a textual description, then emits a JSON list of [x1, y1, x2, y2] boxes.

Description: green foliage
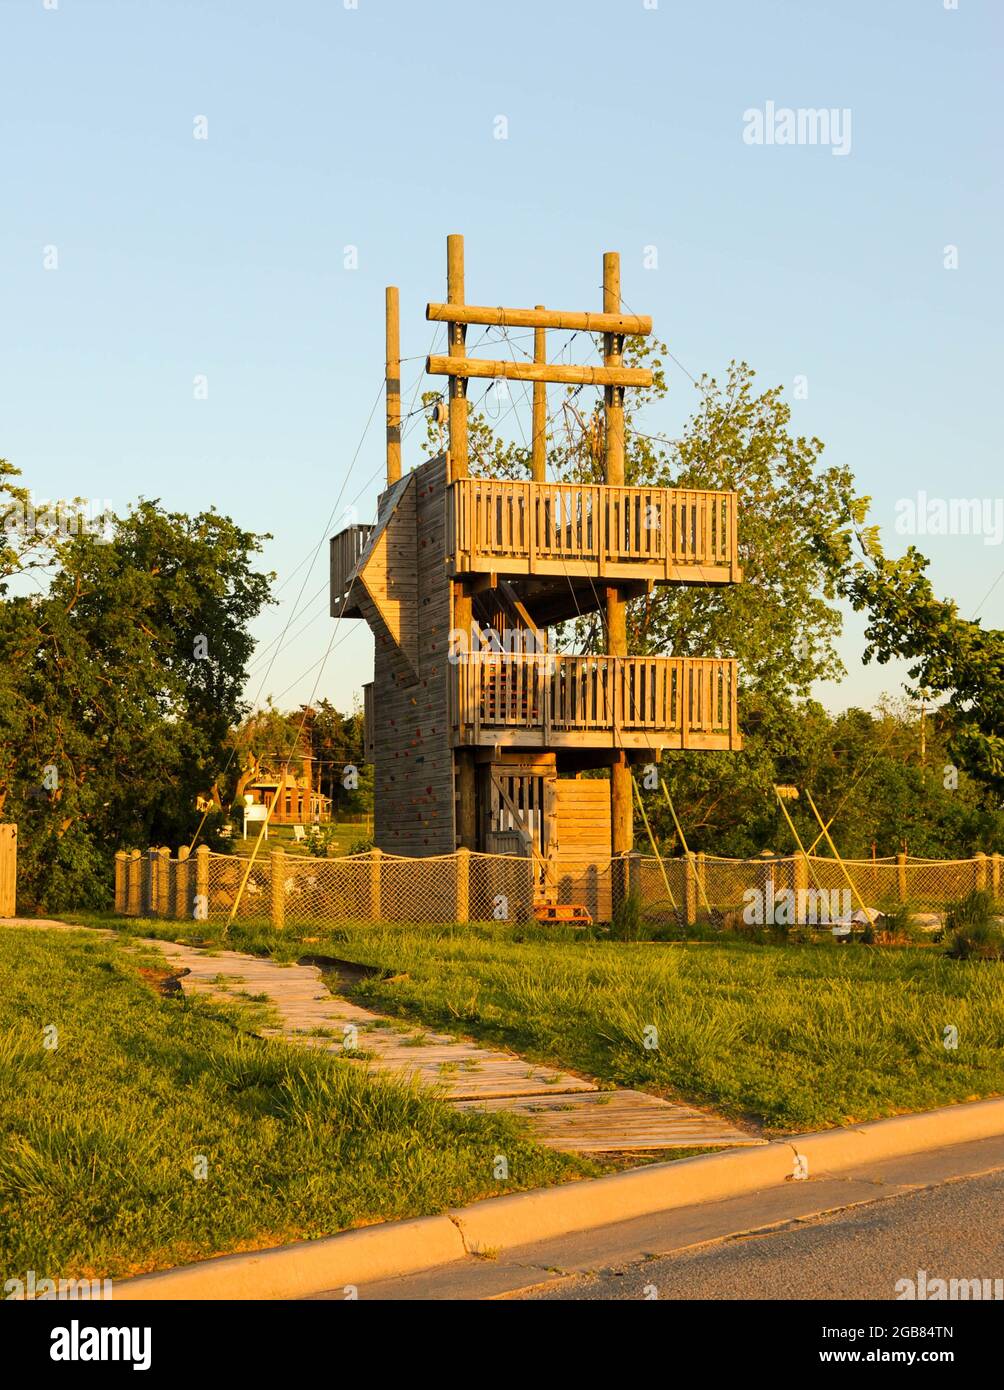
[[841, 541, 1004, 800], [609, 890, 644, 941], [946, 889, 997, 932], [0, 460, 273, 911], [651, 695, 1003, 859]]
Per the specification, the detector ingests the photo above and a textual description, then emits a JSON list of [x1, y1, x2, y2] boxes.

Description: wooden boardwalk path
[[154, 940, 762, 1155]]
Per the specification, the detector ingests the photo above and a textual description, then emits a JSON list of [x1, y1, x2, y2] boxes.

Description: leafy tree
[[838, 543, 1004, 802], [0, 461, 273, 910]]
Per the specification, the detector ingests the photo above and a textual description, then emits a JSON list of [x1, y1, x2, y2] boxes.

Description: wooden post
[[386, 286, 402, 486], [370, 846, 382, 921], [449, 235, 476, 850], [0, 824, 17, 917], [114, 850, 127, 915], [175, 845, 190, 920], [685, 853, 697, 927], [603, 252, 633, 868], [147, 848, 158, 915], [446, 234, 468, 478], [531, 305, 546, 482], [195, 845, 210, 923], [695, 850, 707, 918], [975, 851, 988, 893], [992, 852, 1002, 903], [270, 848, 285, 930], [158, 847, 171, 920], [456, 846, 470, 923], [127, 849, 141, 916], [794, 852, 809, 920], [896, 851, 908, 904]]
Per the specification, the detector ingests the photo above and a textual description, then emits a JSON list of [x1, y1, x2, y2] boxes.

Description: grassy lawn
[[67, 914, 1004, 1137], [226, 821, 370, 857], [0, 926, 589, 1282]]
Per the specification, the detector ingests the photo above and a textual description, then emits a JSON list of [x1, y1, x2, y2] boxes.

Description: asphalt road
[[526, 1166, 1004, 1301]]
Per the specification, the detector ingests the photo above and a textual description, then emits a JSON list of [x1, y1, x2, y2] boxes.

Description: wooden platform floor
[[148, 941, 759, 1154]]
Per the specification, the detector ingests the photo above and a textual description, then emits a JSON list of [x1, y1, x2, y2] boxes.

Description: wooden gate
[[0, 824, 16, 916]]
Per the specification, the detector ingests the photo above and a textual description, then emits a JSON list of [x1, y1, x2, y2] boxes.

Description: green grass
[[63, 912, 1004, 1134], [0, 927, 591, 1282]]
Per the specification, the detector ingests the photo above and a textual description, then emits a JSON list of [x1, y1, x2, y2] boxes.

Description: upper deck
[[447, 478, 741, 586]]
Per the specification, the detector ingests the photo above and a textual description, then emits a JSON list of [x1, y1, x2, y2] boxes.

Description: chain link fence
[[115, 845, 1002, 929]]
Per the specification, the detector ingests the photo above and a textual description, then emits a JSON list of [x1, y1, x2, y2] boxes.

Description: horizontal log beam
[[427, 356, 653, 388], [427, 303, 652, 335]]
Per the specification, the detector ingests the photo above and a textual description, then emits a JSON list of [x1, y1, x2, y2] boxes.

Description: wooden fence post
[[195, 845, 210, 923], [992, 852, 1002, 903], [0, 825, 16, 917], [127, 849, 141, 916], [456, 847, 470, 924], [175, 845, 190, 920], [158, 848, 171, 919], [270, 848, 285, 930], [794, 852, 809, 919], [370, 847, 382, 921], [685, 853, 697, 927], [146, 847, 158, 915], [896, 852, 908, 904], [695, 851, 706, 917], [975, 852, 988, 893], [114, 850, 127, 914]]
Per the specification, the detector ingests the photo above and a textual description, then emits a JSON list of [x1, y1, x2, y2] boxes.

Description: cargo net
[[115, 847, 999, 930]]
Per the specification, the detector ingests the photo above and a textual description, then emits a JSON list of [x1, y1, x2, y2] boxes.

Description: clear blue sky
[[2, 0, 1000, 717]]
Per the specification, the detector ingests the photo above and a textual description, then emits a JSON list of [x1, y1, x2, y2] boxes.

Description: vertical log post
[[370, 846, 382, 922], [604, 252, 633, 905], [127, 849, 141, 916], [270, 848, 285, 931], [685, 853, 697, 927], [896, 851, 908, 904], [794, 852, 809, 921], [449, 235, 477, 851], [386, 286, 402, 486], [447, 234, 468, 479], [146, 848, 158, 915], [195, 845, 210, 923], [158, 847, 171, 920], [176, 844, 190, 920], [992, 852, 1002, 903], [456, 846, 470, 924], [695, 850, 707, 920], [531, 305, 547, 482], [114, 851, 127, 914]]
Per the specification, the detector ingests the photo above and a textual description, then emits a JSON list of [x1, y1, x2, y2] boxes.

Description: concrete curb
[[112, 1095, 1004, 1300]]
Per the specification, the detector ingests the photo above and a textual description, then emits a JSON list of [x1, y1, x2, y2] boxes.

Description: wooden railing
[[329, 524, 374, 615], [448, 479, 739, 582], [454, 654, 740, 751]]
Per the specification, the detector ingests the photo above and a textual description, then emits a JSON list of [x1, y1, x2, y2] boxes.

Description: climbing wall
[[369, 454, 456, 855]]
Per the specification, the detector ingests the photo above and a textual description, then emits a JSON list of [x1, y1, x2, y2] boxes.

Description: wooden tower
[[330, 236, 742, 911]]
